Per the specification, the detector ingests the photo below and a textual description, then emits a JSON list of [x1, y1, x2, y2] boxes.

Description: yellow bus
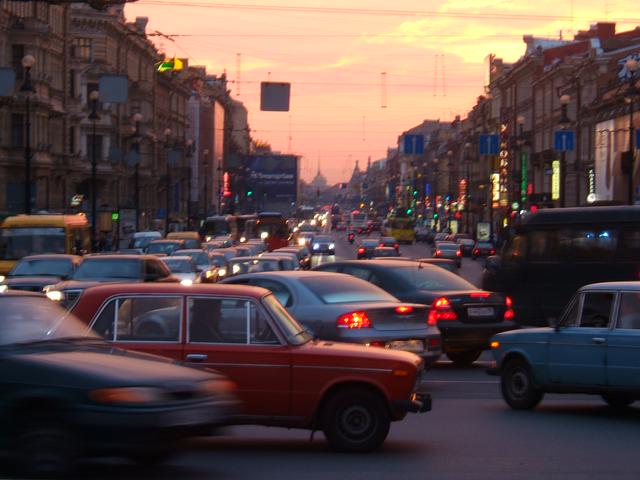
[[0, 214, 91, 275], [382, 216, 416, 244]]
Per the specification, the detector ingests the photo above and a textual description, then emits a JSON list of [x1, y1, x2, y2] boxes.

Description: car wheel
[[322, 388, 390, 453], [446, 350, 481, 366], [16, 418, 78, 477], [601, 393, 635, 409], [501, 358, 544, 410]]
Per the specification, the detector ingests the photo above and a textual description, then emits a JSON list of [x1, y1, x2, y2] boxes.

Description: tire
[[602, 393, 635, 409], [501, 358, 544, 410], [322, 388, 390, 453], [446, 350, 482, 366], [16, 419, 78, 477]]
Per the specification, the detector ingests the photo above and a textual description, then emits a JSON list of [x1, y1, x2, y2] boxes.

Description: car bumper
[[393, 393, 432, 413], [438, 322, 518, 352]]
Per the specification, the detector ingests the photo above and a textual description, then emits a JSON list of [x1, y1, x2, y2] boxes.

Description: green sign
[[521, 152, 528, 204]]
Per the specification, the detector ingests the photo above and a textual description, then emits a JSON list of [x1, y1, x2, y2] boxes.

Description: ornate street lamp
[[20, 54, 35, 214]]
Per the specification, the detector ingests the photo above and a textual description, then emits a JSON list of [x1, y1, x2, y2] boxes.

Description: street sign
[[403, 134, 424, 155], [0, 68, 15, 97], [554, 130, 575, 151], [479, 134, 499, 156]]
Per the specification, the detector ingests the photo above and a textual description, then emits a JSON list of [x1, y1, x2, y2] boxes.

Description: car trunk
[[361, 304, 429, 331], [446, 292, 506, 323]]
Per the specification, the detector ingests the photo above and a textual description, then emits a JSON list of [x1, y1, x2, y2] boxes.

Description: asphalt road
[[56, 232, 640, 479]]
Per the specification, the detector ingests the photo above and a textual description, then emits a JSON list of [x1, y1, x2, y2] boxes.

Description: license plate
[[468, 307, 495, 317], [387, 339, 425, 353]]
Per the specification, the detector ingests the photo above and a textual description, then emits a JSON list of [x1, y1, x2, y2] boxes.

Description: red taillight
[[395, 306, 414, 314], [428, 297, 457, 326], [470, 292, 490, 298], [379, 243, 384, 247], [435, 250, 442, 255], [504, 296, 515, 321], [394, 243, 399, 249], [473, 249, 479, 254], [456, 250, 462, 257], [490, 249, 496, 255], [357, 247, 365, 254], [337, 311, 372, 329]]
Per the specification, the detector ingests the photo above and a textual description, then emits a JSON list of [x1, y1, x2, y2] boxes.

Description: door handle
[[591, 337, 606, 344], [186, 353, 208, 362]]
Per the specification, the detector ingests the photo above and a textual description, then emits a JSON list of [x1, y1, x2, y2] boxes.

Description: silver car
[[220, 271, 441, 365]]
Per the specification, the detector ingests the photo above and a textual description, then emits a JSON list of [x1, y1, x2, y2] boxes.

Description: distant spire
[[317, 158, 321, 176]]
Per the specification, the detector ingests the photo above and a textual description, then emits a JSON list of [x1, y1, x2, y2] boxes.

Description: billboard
[[245, 155, 299, 210]]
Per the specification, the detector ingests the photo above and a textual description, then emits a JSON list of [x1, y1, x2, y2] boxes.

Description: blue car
[[489, 282, 640, 409]]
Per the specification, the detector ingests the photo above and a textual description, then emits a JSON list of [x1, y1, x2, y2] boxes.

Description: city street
[[58, 233, 640, 480]]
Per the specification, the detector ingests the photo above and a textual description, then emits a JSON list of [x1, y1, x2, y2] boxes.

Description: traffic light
[[111, 211, 119, 221], [413, 189, 418, 197], [247, 190, 253, 197], [406, 208, 413, 215]]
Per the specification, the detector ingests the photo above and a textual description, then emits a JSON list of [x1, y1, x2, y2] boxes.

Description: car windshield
[[161, 259, 194, 273], [0, 296, 98, 346], [262, 293, 311, 345], [209, 256, 227, 267], [374, 249, 398, 257], [300, 275, 397, 304], [362, 240, 379, 247], [147, 243, 178, 254], [73, 259, 140, 280], [314, 236, 331, 242], [477, 242, 494, 248], [177, 251, 209, 265], [10, 258, 73, 277], [396, 266, 475, 291], [0, 227, 66, 259], [438, 243, 459, 250]]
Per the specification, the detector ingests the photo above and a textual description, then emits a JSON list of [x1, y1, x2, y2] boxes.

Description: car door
[[547, 291, 614, 385], [607, 291, 640, 388], [182, 295, 291, 418]]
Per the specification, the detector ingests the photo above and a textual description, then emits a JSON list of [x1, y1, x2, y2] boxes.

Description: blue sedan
[[489, 282, 640, 409]]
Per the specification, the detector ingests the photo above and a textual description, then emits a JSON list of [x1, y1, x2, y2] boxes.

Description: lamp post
[[447, 150, 454, 231], [164, 128, 172, 236], [432, 157, 439, 231], [89, 90, 100, 248], [20, 54, 35, 215], [463, 142, 472, 234], [515, 115, 525, 209], [132, 113, 142, 231], [559, 94, 572, 208], [185, 139, 193, 227], [202, 149, 209, 217], [625, 58, 639, 205]]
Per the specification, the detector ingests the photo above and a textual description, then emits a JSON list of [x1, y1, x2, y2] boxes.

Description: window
[[528, 230, 558, 262], [616, 292, 640, 330], [91, 297, 181, 342], [188, 297, 277, 344], [561, 295, 580, 327], [503, 234, 527, 261], [568, 229, 617, 262], [145, 259, 169, 278], [252, 279, 293, 307], [12, 44, 25, 80], [618, 228, 640, 260], [74, 38, 92, 60], [11, 114, 24, 148], [579, 292, 614, 328], [85, 135, 103, 161], [342, 266, 372, 281]]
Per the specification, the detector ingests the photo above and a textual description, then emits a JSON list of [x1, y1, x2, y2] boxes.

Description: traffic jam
[[0, 205, 639, 475]]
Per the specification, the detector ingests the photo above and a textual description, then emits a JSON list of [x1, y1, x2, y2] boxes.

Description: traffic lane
[[69, 398, 640, 480]]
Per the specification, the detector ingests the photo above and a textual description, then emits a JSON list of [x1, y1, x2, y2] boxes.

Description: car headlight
[[298, 238, 306, 246], [313, 243, 320, 250], [0, 285, 7, 294], [89, 387, 167, 404], [310, 220, 317, 226], [218, 268, 227, 277], [240, 236, 247, 243], [260, 232, 269, 240], [45, 290, 64, 302], [180, 278, 193, 286], [205, 270, 214, 279], [329, 243, 335, 250], [0, 275, 5, 283], [232, 264, 241, 274], [293, 227, 299, 233], [206, 236, 213, 242]]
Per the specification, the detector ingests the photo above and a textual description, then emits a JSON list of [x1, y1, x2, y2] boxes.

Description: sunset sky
[[126, 0, 640, 184]]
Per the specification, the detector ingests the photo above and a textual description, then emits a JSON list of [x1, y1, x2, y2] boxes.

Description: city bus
[[382, 215, 416, 244], [246, 212, 290, 251], [0, 214, 91, 275], [349, 210, 368, 233], [201, 215, 237, 242]]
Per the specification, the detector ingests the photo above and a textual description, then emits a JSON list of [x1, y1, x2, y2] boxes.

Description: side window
[[343, 266, 372, 281], [569, 229, 617, 262], [116, 297, 181, 341], [579, 292, 614, 328], [253, 280, 294, 308], [91, 299, 116, 340], [188, 297, 270, 344], [145, 260, 167, 278], [561, 295, 580, 327], [369, 272, 384, 288], [616, 292, 640, 330], [618, 229, 640, 260], [528, 230, 557, 262], [318, 264, 340, 273], [503, 235, 527, 261]]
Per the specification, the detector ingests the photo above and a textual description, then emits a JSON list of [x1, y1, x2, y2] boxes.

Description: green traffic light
[[406, 208, 413, 215], [413, 190, 418, 196], [433, 213, 439, 219], [247, 191, 253, 196]]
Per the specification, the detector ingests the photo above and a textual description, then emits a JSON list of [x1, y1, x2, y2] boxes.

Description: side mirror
[[484, 255, 501, 272]]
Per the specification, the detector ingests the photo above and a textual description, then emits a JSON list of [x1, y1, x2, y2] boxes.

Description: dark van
[[481, 206, 640, 326]]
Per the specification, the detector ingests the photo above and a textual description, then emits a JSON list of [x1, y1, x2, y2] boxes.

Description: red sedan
[[71, 283, 431, 452]]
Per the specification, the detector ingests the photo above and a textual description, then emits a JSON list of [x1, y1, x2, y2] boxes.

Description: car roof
[[518, 206, 640, 227], [580, 282, 640, 291], [79, 282, 271, 299], [320, 259, 440, 270], [0, 289, 43, 298], [82, 254, 147, 261], [17, 254, 80, 261], [175, 249, 205, 254], [161, 256, 193, 262], [150, 239, 183, 244]]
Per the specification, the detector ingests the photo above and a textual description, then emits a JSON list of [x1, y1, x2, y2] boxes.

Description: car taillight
[[504, 296, 515, 321], [427, 297, 457, 326], [395, 306, 414, 314], [435, 250, 442, 255], [394, 243, 399, 249], [456, 250, 462, 257], [379, 243, 384, 247], [337, 311, 372, 329], [490, 249, 496, 255], [357, 247, 365, 254], [473, 248, 479, 254]]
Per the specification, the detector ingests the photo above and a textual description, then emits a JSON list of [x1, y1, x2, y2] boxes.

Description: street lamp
[[164, 128, 172, 236], [185, 139, 193, 226], [20, 54, 35, 215], [515, 115, 526, 209], [432, 157, 440, 231], [132, 113, 142, 231], [624, 58, 639, 205], [447, 150, 454, 230], [558, 94, 572, 208], [89, 89, 100, 249], [463, 142, 472, 233]]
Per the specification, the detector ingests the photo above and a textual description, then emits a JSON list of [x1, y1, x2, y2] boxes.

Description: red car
[[71, 283, 431, 452]]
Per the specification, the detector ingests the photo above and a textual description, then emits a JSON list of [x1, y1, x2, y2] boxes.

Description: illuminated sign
[[223, 172, 232, 197], [499, 123, 509, 207], [588, 168, 596, 195], [551, 160, 560, 200], [521, 152, 528, 204], [491, 173, 500, 206]]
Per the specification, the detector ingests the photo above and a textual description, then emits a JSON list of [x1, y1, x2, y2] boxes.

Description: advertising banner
[[245, 155, 298, 208]]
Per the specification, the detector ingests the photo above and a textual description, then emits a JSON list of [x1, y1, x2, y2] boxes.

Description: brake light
[[357, 247, 365, 254], [337, 311, 372, 329], [395, 306, 414, 314], [379, 243, 384, 247], [504, 296, 515, 321], [456, 250, 462, 257], [428, 297, 457, 325], [470, 292, 490, 298], [435, 250, 442, 255], [490, 249, 496, 255], [473, 249, 479, 255], [394, 243, 399, 249]]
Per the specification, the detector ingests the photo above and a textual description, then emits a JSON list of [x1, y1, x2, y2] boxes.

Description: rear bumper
[[394, 393, 432, 413], [439, 323, 518, 352]]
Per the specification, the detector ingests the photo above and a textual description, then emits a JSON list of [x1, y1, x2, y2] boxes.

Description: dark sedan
[[472, 241, 496, 259], [356, 238, 381, 259], [0, 291, 235, 477], [372, 246, 401, 258], [433, 242, 462, 267], [458, 238, 475, 257], [314, 260, 518, 365], [379, 236, 400, 253], [311, 235, 335, 255], [0, 254, 82, 292], [221, 271, 441, 365], [274, 246, 312, 270]]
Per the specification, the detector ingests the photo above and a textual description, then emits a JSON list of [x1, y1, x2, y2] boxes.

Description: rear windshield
[[396, 266, 475, 291], [300, 275, 397, 304], [73, 259, 140, 280], [11, 258, 73, 277], [438, 243, 459, 250], [162, 259, 194, 273]]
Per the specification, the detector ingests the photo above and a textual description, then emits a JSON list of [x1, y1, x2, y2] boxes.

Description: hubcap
[[510, 369, 529, 397], [340, 405, 373, 438]]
